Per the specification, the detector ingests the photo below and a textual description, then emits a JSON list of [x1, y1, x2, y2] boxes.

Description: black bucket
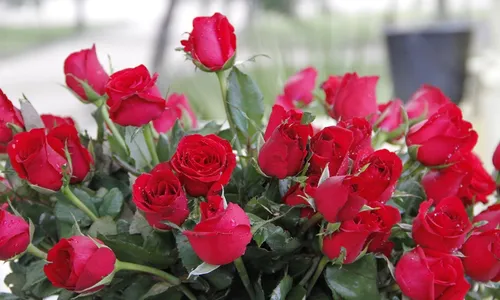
[[385, 22, 472, 104]]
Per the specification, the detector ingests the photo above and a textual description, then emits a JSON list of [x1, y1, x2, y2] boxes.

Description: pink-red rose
[[377, 99, 404, 134], [106, 64, 166, 127], [282, 175, 319, 218], [461, 229, 500, 282], [337, 117, 373, 159], [170, 134, 236, 197], [0, 90, 24, 153], [0, 208, 30, 260], [41, 114, 76, 130], [473, 204, 500, 232], [276, 67, 318, 110], [405, 84, 451, 120], [309, 126, 353, 175], [153, 93, 197, 134]]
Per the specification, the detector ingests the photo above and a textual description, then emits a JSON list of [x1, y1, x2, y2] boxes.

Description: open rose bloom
[[2, 11, 499, 300]]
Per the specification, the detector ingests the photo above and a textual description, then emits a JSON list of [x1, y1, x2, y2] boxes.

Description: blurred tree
[[260, 0, 295, 16], [151, 0, 180, 73]]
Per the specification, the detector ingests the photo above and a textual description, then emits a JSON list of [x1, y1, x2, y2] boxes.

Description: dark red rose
[[64, 44, 109, 101], [44, 236, 116, 293], [283, 175, 319, 218], [406, 103, 478, 167], [412, 197, 472, 253], [41, 114, 76, 130], [106, 64, 166, 127], [377, 99, 404, 134], [422, 153, 496, 206], [152, 93, 197, 134], [0, 209, 30, 260], [184, 198, 252, 265], [321, 73, 378, 121], [473, 204, 500, 232], [263, 105, 303, 141], [352, 149, 403, 203], [461, 229, 500, 282], [314, 176, 366, 223], [181, 13, 236, 71], [132, 163, 189, 230], [170, 134, 236, 197], [309, 126, 353, 175], [8, 128, 68, 191], [395, 247, 470, 300], [48, 124, 93, 184], [364, 202, 401, 257], [0, 90, 24, 153], [493, 142, 500, 171], [337, 117, 373, 159], [405, 84, 451, 120], [276, 67, 318, 110]]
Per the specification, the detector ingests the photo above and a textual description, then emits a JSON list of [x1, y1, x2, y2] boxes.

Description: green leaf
[[188, 262, 220, 278], [129, 210, 153, 238], [324, 255, 381, 300], [140, 282, 183, 300], [226, 67, 264, 145], [202, 267, 234, 291], [19, 97, 44, 130], [54, 197, 92, 228], [174, 231, 202, 272], [168, 120, 185, 160], [125, 126, 152, 170], [88, 216, 118, 237], [30, 280, 61, 298], [22, 260, 46, 290], [98, 188, 124, 218], [156, 133, 170, 163], [270, 274, 293, 300], [0, 293, 20, 300], [300, 112, 316, 125], [189, 121, 222, 135], [286, 285, 307, 300]]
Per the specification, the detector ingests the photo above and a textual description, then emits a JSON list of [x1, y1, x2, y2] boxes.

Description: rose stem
[[298, 256, 321, 286], [100, 104, 129, 156], [62, 186, 98, 221], [26, 244, 48, 260], [115, 260, 197, 300], [306, 255, 329, 296], [143, 123, 160, 166], [215, 71, 246, 167], [233, 257, 255, 300], [298, 212, 323, 237]]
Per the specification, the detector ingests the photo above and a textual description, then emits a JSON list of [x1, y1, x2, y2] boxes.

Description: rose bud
[[364, 202, 401, 257], [170, 134, 236, 197], [422, 153, 496, 206], [283, 175, 319, 218], [184, 198, 252, 265], [41, 114, 76, 130], [337, 117, 373, 159], [493, 142, 500, 171], [7, 128, 68, 191], [406, 103, 478, 167], [275, 67, 318, 111], [395, 247, 470, 300], [461, 229, 500, 282], [132, 163, 189, 229], [352, 149, 403, 203], [412, 197, 472, 253], [309, 126, 353, 175], [153, 93, 198, 134], [44, 236, 116, 293], [405, 84, 451, 120], [0, 90, 24, 153], [0, 208, 30, 260], [322, 219, 371, 264], [106, 64, 166, 127], [48, 125, 93, 183], [315, 176, 366, 222], [376, 99, 405, 140], [473, 204, 500, 232], [321, 73, 378, 121], [64, 44, 109, 102], [181, 13, 236, 72]]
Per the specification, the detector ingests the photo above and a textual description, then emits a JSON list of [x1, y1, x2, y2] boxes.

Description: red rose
[[184, 199, 252, 265], [321, 73, 378, 121], [132, 163, 189, 230], [493, 142, 500, 171], [395, 247, 470, 300], [106, 64, 166, 127], [170, 134, 236, 197], [314, 176, 366, 223], [258, 107, 313, 179], [41, 114, 76, 130], [412, 197, 472, 252], [364, 202, 401, 257], [337, 117, 373, 159], [322, 219, 371, 264], [181, 13, 236, 72], [64, 44, 109, 101], [283, 175, 319, 218], [309, 126, 353, 175], [48, 124, 93, 184], [377, 99, 404, 134], [406, 103, 478, 167], [44, 236, 116, 293], [461, 229, 500, 282], [473, 204, 500, 232], [275, 67, 318, 110], [422, 153, 496, 206], [0, 90, 24, 153], [0, 209, 30, 260], [8, 128, 68, 191], [153, 93, 197, 134], [405, 84, 451, 120], [352, 149, 403, 203]]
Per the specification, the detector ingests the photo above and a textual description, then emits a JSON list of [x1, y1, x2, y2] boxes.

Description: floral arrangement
[[0, 12, 499, 300]]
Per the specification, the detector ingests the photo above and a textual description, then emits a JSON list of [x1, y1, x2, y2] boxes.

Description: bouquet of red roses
[[0, 12, 499, 300]]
